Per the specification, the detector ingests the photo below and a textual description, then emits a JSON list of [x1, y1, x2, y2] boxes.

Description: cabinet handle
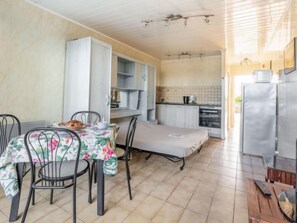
[[105, 95, 110, 106]]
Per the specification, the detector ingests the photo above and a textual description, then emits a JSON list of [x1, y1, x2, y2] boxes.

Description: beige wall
[[0, 0, 160, 123], [160, 55, 221, 86]]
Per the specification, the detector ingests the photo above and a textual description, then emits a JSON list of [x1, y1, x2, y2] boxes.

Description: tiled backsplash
[[156, 86, 221, 105]]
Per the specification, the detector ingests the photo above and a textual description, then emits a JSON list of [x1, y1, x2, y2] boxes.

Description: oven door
[[199, 107, 221, 128]]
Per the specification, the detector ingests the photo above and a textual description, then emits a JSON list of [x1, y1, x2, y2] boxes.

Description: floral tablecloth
[[0, 124, 118, 199]]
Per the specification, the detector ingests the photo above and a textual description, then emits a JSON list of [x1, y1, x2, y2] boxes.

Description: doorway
[[231, 75, 254, 137]]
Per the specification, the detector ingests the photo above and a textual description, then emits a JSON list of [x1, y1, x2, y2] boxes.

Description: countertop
[[110, 108, 142, 119], [156, 102, 221, 107]]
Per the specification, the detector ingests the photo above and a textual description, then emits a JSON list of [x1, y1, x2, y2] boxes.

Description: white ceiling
[[28, 0, 294, 63]]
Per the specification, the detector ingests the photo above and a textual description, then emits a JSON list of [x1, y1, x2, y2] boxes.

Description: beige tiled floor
[[0, 122, 267, 223]]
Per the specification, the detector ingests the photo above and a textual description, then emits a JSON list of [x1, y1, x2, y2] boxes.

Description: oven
[[199, 106, 221, 128]]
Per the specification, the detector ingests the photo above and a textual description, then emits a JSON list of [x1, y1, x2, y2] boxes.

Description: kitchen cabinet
[[157, 104, 179, 127], [63, 37, 112, 122], [200, 126, 221, 138], [176, 106, 186, 128], [164, 105, 176, 127], [156, 104, 164, 124], [185, 106, 199, 129], [156, 104, 222, 138]]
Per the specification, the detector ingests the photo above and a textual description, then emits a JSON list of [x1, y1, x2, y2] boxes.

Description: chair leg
[[21, 186, 33, 223], [125, 159, 132, 200], [32, 165, 35, 205], [32, 189, 35, 206], [50, 182, 54, 205], [73, 184, 77, 223], [127, 162, 132, 181], [50, 189, 54, 204], [88, 166, 92, 204]]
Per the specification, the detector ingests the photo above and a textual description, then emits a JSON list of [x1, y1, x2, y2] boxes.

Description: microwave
[[253, 70, 272, 83]]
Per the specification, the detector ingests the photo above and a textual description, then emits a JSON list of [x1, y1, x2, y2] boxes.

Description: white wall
[[160, 55, 221, 86]]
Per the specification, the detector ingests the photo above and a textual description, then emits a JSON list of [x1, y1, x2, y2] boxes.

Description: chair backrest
[[0, 114, 21, 155], [24, 127, 81, 187], [71, 111, 101, 124], [125, 117, 137, 151]]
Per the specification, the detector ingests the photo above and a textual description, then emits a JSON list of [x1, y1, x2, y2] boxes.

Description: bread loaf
[[58, 120, 83, 131]]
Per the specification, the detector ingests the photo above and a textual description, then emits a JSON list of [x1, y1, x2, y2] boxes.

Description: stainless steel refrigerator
[[240, 83, 277, 156]]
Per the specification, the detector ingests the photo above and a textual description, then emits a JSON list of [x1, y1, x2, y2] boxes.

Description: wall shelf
[[117, 71, 134, 77]]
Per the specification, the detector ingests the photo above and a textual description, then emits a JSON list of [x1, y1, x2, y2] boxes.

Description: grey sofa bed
[[115, 120, 209, 170]]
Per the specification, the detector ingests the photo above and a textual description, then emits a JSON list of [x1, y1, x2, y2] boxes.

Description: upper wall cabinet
[[110, 53, 156, 121], [63, 37, 112, 121], [111, 54, 145, 91], [147, 65, 155, 110], [117, 57, 136, 89], [136, 63, 145, 90]]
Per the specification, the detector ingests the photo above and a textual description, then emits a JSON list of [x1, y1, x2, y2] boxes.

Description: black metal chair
[[0, 114, 21, 155], [21, 127, 91, 223], [115, 116, 137, 200], [0, 114, 41, 209], [71, 111, 102, 185], [71, 111, 101, 124]]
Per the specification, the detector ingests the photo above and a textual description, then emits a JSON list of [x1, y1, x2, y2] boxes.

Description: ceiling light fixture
[[240, 57, 252, 66], [178, 51, 191, 59], [166, 52, 206, 60], [141, 13, 214, 28], [203, 15, 211, 24]]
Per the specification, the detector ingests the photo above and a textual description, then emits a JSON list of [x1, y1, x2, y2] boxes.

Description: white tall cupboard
[[63, 37, 112, 122]]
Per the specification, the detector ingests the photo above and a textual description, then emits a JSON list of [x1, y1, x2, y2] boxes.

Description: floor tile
[[179, 209, 207, 223], [117, 191, 147, 212], [235, 190, 247, 209], [33, 207, 72, 222], [93, 206, 130, 223], [77, 199, 115, 223], [208, 200, 234, 223], [134, 196, 164, 219], [233, 205, 248, 223], [167, 177, 199, 208], [218, 176, 236, 189], [135, 178, 159, 194], [187, 191, 213, 214], [150, 182, 176, 201], [123, 212, 152, 223], [152, 203, 184, 223], [105, 184, 128, 203]]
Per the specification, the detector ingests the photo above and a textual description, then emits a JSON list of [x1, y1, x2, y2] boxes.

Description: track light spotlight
[[141, 14, 214, 28]]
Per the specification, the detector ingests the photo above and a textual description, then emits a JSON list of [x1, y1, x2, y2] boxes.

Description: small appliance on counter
[[183, 96, 190, 104], [111, 88, 120, 108], [189, 95, 197, 104]]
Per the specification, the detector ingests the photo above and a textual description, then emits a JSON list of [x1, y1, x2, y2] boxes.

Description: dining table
[[0, 123, 118, 222]]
